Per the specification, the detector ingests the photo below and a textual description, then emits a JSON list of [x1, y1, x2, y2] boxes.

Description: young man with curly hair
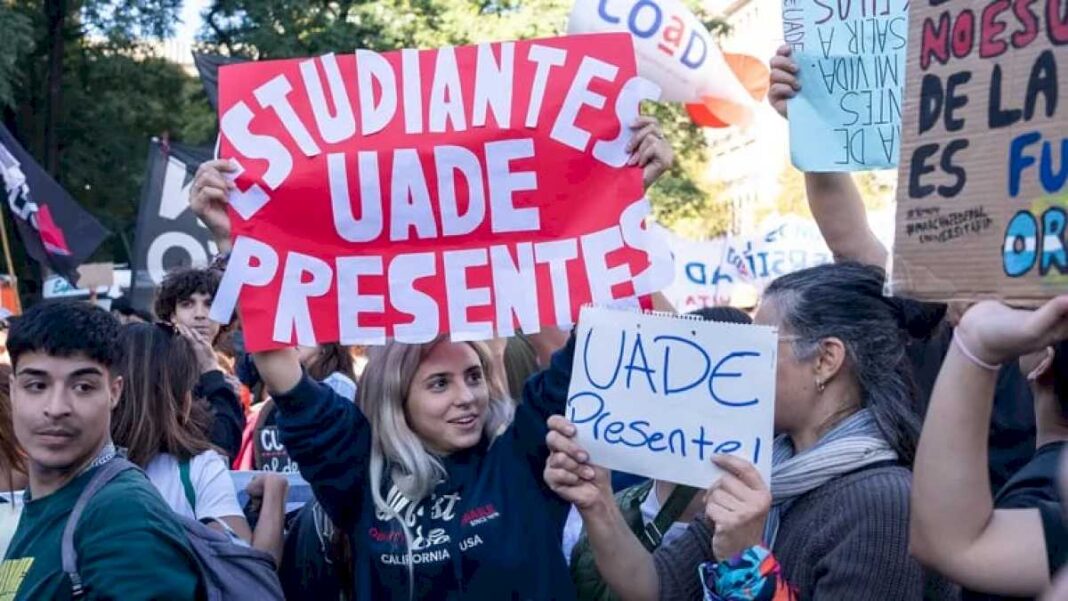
[[154, 267, 245, 462]]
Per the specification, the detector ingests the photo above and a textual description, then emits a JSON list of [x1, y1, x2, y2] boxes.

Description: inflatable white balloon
[[568, 0, 758, 125]]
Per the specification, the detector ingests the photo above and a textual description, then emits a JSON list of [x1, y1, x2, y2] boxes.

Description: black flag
[[193, 53, 248, 111], [0, 124, 110, 283], [129, 139, 214, 314]]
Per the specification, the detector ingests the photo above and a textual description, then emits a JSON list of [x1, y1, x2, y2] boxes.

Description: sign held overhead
[[212, 34, 673, 351], [892, 0, 1068, 303]]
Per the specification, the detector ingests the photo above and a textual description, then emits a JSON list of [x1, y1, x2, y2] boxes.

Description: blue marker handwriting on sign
[[578, 326, 763, 406], [783, 0, 908, 172], [685, 262, 735, 287], [727, 240, 832, 282], [567, 390, 762, 464], [564, 306, 777, 489]]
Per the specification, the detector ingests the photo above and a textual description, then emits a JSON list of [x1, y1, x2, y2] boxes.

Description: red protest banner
[[212, 33, 672, 351]]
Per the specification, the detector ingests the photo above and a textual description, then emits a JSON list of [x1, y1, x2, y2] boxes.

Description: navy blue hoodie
[[274, 336, 577, 601]]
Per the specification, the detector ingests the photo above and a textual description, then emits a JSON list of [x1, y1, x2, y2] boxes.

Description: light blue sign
[[231, 470, 313, 514], [783, 0, 908, 171]]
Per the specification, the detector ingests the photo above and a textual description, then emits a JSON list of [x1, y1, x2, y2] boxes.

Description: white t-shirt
[[638, 484, 690, 549], [0, 493, 24, 559], [145, 450, 243, 522]]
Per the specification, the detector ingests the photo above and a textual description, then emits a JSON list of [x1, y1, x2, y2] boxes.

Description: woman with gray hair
[[545, 262, 957, 600]]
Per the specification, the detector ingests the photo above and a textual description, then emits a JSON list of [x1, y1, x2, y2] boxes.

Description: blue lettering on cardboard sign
[[1001, 129, 1068, 279], [1008, 131, 1068, 199], [1003, 207, 1068, 278]]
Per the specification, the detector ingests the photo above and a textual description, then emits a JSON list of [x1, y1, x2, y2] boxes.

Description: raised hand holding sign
[[564, 306, 776, 489], [206, 34, 675, 351]]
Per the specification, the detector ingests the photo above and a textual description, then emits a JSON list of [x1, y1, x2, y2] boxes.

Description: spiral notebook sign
[[565, 305, 776, 488]]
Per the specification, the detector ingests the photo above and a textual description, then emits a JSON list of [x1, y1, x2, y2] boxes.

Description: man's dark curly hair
[[7, 301, 123, 370], [154, 267, 223, 322]]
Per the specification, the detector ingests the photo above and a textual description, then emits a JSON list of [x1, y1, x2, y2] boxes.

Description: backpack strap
[[179, 457, 197, 513], [640, 484, 700, 552], [62, 458, 138, 599]]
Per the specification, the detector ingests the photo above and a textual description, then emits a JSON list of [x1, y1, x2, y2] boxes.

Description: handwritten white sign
[[566, 306, 776, 489]]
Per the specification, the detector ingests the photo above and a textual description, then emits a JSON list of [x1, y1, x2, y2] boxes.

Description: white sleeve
[[561, 505, 584, 566], [191, 451, 245, 521]]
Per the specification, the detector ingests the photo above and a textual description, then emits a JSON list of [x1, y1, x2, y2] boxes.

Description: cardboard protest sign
[[212, 34, 674, 351], [783, 0, 908, 171], [76, 263, 114, 291], [566, 305, 776, 488], [44, 269, 130, 304], [892, 2, 1068, 303]]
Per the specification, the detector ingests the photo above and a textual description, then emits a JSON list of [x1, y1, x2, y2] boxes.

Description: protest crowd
[[0, 2, 1067, 600]]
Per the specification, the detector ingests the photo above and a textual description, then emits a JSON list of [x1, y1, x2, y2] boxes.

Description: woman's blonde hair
[[359, 336, 514, 588]]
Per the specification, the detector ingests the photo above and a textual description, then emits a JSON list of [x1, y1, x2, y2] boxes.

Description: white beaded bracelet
[[952, 330, 1000, 372]]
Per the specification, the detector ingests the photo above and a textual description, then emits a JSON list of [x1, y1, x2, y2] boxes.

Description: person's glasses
[[778, 335, 800, 345]]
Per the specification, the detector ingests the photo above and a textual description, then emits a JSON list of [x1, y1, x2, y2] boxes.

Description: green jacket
[[0, 466, 201, 600], [569, 480, 655, 601]]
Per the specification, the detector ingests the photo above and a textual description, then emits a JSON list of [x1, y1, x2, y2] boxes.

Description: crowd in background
[[0, 46, 1064, 601]]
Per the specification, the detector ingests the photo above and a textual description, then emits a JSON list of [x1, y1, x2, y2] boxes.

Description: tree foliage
[[201, 0, 573, 57], [198, 0, 731, 235], [81, 0, 182, 46], [0, 5, 34, 108], [0, 0, 191, 295], [0, 0, 733, 298], [761, 165, 895, 226]]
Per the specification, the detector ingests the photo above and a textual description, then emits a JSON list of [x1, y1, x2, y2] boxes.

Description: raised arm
[[247, 473, 290, 567], [770, 45, 888, 269], [177, 323, 246, 462], [190, 161, 372, 531], [520, 332, 577, 423], [910, 298, 1068, 596], [544, 416, 660, 601], [253, 332, 372, 537], [804, 173, 887, 267]]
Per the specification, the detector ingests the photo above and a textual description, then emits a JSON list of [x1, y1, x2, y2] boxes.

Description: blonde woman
[[189, 117, 673, 599]]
